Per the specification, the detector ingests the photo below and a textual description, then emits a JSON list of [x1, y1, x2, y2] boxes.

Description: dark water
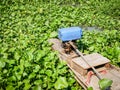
[[82, 26, 103, 31]]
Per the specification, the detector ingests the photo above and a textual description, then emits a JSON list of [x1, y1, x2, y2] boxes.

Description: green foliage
[[99, 78, 113, 90], [54, 76, 68, 89], [0, 0, 119, 90], [87, 87, 93, 90], [98, 0, 120, 19]]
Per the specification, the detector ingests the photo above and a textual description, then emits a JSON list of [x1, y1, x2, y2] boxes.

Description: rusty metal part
[[62, 42, 73, 54]]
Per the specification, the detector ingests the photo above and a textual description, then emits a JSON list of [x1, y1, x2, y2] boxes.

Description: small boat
[[49, 38, 120, 90]]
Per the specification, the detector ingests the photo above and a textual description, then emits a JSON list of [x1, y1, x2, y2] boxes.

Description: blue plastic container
[[58, 27, 82, 41]]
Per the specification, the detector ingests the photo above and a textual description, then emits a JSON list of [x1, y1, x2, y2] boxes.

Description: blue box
[[58, 27, 82, 41]]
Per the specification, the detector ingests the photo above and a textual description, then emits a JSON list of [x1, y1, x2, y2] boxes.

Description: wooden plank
[[72, 53, 110, 69], [68, 64, 88, 90], [49, 39, 63, 52], [72, 61, 87, 75]]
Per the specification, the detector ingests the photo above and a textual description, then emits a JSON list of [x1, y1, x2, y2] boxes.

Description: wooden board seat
[[72, 53, 110, 69]]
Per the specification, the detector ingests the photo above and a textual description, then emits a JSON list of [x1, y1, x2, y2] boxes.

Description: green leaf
[[8, 76, 16, 81], [68, 77, 76, 85], [15, 73, 21, 80], [36, 50, 45, 61], [45, 70, 52, 77], [39, 69, 45, 74], [23, 72, 28, 77], [9, 59, 15, 65], [38, 8, 43, 13], [3, 69, 8, 74], [98, 78, 113, 90], [24, 83, 31, 90], [26, 48, 35, 61], [6, 85, 15, 90], [34, 80, 42, 85], [32, 85, 42, 90], [33, 65, 40, 73], [50, 31, 58, 38], [87, 87, 93, 90], [26, 16, 33, 24], [88, 46, 94, 51], [24, 61, 31, 67], [54, 77, 68, 89], [14, 51, 20, 60], [0, 60, 6, 68], [17, 81, 23, 87], [23, 79, 31, 89], [28, 72, 36, 79]]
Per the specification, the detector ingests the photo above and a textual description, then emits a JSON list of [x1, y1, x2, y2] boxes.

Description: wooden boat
[[49, 39, 120, 90]]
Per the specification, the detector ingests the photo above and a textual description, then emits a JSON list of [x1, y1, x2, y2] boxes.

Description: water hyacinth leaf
[[39, 69, 45, 74], [36, 51, 42, 61], [96, 37, 103, 43], [6, 85, 15, 90], [24, 83, 31, 90], [17, 81, 23, 87], [88, 46, 94, 51], [3, 69, 8, 74], [36, 50, 46, 60], [28, 72, 36, 79], [34, 80, 42, 85], [15, 73, 22, 80], [33, 65, 40, 73], [26, 48, 35, 61], [9, 59, 16, 65], [98, 78, 113, 90], [23, 72, 28, 77], [2, 53, 8, 59], [8, 75, 16, 81], [23, 79, 31, 89], [44, 62, 52, 69], [20, 59, 24, 65], [14, 51, 20, 60], [87, 87, 93, 90], [1, 47, 8, 53], [57, 60, 67, 69], [32, 85, 42, 90], [68, 77, 76, 85], [26, 16, 32, 24], [27, 51, 33, 61], [50, 31, 58, 38], [54, 77, 68, 89], [0, 60, 6, 68], [57, 67, 67, 74], [45, 69, 52, 77], [37, 8, 43, 13], [24, 61, 31, 67]]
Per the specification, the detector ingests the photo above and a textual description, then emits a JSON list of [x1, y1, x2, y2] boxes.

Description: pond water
[[82, 26, 103, 31]]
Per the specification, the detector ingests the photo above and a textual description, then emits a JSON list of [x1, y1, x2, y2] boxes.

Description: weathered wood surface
[[72, 53, 110, 69]]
